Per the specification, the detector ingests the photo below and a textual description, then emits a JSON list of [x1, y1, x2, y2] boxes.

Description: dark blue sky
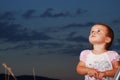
[[0, 0, 120, 80]]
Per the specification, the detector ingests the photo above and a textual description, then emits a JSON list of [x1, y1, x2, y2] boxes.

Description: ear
[[105, 37, 111, 43]]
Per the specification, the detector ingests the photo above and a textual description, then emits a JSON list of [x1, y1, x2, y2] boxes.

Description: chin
[[89, 40, 96, 44]]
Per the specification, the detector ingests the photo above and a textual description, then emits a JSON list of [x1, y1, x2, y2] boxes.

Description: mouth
[[91, 35, 95, 37]]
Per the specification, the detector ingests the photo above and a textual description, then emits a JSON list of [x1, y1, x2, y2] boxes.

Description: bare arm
[[105, 61, 120, 77], [76, 61, 88, 75], [98, 61, 120, 79], [76, 61, 98, 77]]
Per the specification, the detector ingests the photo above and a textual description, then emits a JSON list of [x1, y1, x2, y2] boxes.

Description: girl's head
[[89, 23, 114, 49]]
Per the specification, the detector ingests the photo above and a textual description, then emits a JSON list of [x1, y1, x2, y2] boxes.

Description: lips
[[91, 35, 96, 37]]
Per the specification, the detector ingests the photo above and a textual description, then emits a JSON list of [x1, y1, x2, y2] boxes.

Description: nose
[[93, 31, 96, 35], [92, 31, 97, 35]]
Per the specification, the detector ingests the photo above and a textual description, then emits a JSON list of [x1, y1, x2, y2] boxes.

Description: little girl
[[76, 24, 120, 80]]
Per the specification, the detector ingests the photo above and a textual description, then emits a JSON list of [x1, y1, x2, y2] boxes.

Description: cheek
[[89, 34, 91, 38], [88, 35, 93, 42], [88, 35, 91, 40]]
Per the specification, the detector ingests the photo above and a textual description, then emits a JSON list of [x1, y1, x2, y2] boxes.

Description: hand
[[97, 72, 106, 80], [87, 68, 99, 78]]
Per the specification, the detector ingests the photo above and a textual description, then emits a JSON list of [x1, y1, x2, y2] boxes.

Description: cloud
[[0, 21, 52, 43], [0, 20, 53, 51], [57, 39, 90, 55], [75, 8, 88, 15], [0, 11, 15, 21], [21, 8, 88, 19], [68, 32, 77, 37], [66, 35, 88, 43], [44, 22, 95, 34], [60, 44, 86, 55], [111, 17, 120, 24], [40, 8, 71, 18], [38, 41, 63, 48], [40, 8, 88, 18], [112, 38, 120, 53], [1, 10, 115, 55], [22, 9, 36, 19], [62, 22, 95, 29]]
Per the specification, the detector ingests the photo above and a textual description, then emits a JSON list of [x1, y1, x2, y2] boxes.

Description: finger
[[98, 74, 103, 80]]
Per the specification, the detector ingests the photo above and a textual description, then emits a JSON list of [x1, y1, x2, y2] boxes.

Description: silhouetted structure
[[0, 74, 60, 80]]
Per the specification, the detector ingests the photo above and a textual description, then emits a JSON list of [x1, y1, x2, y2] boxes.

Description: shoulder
[[80, 50, 91, 57], [79, 50, 91, 62], [107, 50, 119, 56], [81, 50, 91, 54], [107, 50, 120, 62]]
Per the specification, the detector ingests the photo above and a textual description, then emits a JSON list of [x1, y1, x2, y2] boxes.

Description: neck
[[92, 44, 107, 54]]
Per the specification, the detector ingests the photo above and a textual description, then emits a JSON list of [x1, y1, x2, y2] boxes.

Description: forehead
[[91, 25, 108, 31]]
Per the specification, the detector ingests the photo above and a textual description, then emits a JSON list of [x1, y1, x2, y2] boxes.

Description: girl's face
[[89, 25, 110, 45]]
